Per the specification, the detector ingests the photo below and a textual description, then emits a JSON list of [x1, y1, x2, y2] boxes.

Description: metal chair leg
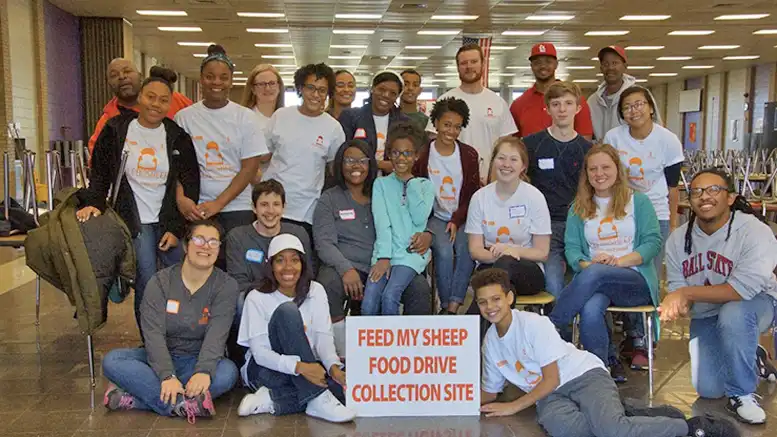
[[87, 334, 96, 388], [34, 275, 41, 326], [645, 313, 654, 400]]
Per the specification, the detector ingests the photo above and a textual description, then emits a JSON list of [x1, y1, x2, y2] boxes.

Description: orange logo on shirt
[[496, 226, 515, 244], [205, 142, 224, 166], [137, 147, 158, 171], [198, 307, 210, 325], [598, 217, 619, 241], [515, 361, 543, 386], [439, 176, 457, 201], [627, 157, 644, 181]]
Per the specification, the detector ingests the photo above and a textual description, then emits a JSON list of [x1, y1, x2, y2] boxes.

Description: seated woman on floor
[[548, 144, 661, 383], [236, 234, 356, 423], [101, 220, 239, 423]]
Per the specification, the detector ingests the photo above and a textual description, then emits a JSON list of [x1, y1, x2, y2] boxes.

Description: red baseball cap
[[529, 43, 557, 60], [598, 45, 627, 63]]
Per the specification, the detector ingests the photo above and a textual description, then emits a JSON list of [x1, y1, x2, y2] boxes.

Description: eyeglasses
[[689, 185, 729, 198], [390, 150, 416, 159], [344, 157, 370, 166], [254, 80, 278, 89], [621, 100, 648, 114], [191, 235, 221, 249], [303, 84, 329, 96]]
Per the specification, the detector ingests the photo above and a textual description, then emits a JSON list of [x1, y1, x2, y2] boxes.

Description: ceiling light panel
[[723, 55, 760, 60], [699, 45, 740, 49], [682, 65, 714, 69], [335, 14, 382, 20], [620, 15, 671, 20], [159, 26, 201, 32], [658, 56, 692, 60], [431, 15, 479, 20], [417, 30, 461, 35], [585, 30, 630, 36], [177, 42, 213, 46], [255, 43, 293, 48], [714, 14, 769, 20], [238, 12, 285, 18], [332, 29, 375, 34], [137, 10, 187, 16], [626, 46, 665, 50], [247, 28, 289, 33], [525, 15, 575, 21], [668, 30, 715, 35], [754, 29, 777, 35], [331, 45, 368, 49]]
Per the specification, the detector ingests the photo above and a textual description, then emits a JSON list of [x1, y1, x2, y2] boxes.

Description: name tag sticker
[[339, 209, 356, 220], [246, 249, 265, 264], [509, 205, 527, 219], [354, 128, 367, 139], [166, 300, 180, 314], [538, 158, 554, 170]]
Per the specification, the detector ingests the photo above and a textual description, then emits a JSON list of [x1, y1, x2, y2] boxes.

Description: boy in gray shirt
[[661, 168, 777, 425]]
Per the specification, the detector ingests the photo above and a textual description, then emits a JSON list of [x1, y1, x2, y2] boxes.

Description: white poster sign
[[346, 315, 481, 417]]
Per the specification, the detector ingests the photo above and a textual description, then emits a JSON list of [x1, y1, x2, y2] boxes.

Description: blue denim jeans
[[362, 265, 419, 315], [549, 264, 652, 364], [427, 217, 474, 309], [689, 293, 777, 398], [102, 348, 238, 416], [134, 223, 184, 332], [245, 302, 345, 415], [544, 220, 568, 298]]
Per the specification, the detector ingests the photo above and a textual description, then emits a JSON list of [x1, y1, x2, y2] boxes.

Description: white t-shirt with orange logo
[[428, 142, 463, 221], [465, 181, 551, 256], [263, 106, 346, 223], [174, 101, 269, 212], [123, 119, 169, 224], [482, 310, 604, 395], [425, 87, 517, 177], [373, 114, 389, 162], [603, 124, 683, 221], [584, 195, 637, 260]]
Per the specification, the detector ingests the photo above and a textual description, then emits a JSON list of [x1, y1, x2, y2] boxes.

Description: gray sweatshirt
[[313, 186, 375, 276], [587, 74, 663, 141], [225, 222, 313, 296], [666, 212, 777, 318], [141, 264, 238, 380]]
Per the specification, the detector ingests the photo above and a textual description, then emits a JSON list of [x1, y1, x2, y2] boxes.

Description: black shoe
[[610, 360, 628, 384], [756, 345, 777, 382], [623, 400, 686, 420], [686, 414, 741, 437], [438, 308, 451, 315]]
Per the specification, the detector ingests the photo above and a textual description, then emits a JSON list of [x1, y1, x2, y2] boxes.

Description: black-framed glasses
[[344, 157, 370, 166], [689, 185, 729, 198], [191, 235, 221, 249], [390, 150, 415, 159], [303, 84, 329, 96], [621, 100, 648, 114]]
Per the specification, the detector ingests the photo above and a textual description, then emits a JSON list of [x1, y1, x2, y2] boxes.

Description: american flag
[[462, 36, 492, 88]]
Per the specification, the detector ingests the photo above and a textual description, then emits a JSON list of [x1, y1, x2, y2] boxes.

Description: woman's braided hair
[[684, 167, 761, 254]]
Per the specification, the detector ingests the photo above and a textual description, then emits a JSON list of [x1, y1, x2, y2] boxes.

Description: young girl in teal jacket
[[548, 144, 662, 374], [363, 122, 435, 315]]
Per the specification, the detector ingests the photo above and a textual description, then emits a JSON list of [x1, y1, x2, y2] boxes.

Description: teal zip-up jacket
[[565, 191, 662, 339], [371, 173, 435, 274]]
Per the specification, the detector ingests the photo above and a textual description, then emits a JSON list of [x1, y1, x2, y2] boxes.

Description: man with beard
[[588, 45, 662, 141], [88, 58, 192, 161], [510, 43, 593, 141], [426, 43, 517, 180]]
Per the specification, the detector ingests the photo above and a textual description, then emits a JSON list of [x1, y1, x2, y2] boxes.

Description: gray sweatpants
[[536, 368, 689, 437]]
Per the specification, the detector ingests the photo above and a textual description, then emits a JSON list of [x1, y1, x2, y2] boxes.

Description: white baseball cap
[[268, 233, 306, 257]]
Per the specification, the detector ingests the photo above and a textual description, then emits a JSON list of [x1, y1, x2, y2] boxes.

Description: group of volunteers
[[71, 38, 777, 435]]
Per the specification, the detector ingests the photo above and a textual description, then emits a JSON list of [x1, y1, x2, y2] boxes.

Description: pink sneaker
[[103, 384, 137, 411], [174, 391, 216, 424]]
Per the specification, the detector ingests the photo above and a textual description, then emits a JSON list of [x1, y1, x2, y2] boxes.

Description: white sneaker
[[726, 394, 766, 424], [238, 387, 274, 417], [305, 390, 356, 423]]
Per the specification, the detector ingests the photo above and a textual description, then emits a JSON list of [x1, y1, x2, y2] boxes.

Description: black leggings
[[466, 255, 545, 338]]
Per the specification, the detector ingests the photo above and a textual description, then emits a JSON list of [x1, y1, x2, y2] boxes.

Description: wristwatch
[[163, 374, 177, 381]]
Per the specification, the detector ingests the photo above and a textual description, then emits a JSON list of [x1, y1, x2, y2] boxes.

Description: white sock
[[332, 319, 346, 358]]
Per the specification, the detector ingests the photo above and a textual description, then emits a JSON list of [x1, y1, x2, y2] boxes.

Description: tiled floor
[[1, 247, 776, 437]]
